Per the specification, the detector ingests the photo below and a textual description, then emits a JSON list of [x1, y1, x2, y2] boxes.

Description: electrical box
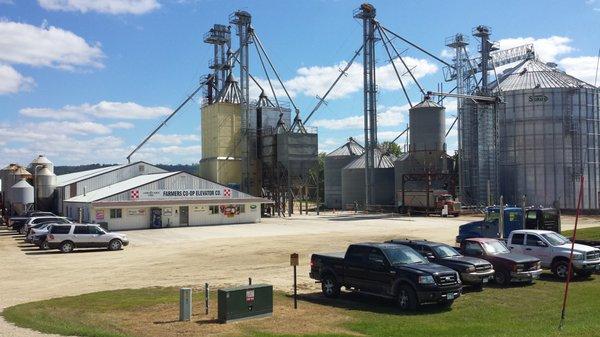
[[218, 284, 273, 323]]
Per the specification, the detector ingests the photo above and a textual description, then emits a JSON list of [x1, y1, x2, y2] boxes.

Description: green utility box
[[218, 284, 273, 323]]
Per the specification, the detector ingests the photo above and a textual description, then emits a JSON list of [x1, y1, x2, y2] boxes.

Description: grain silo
[[10, 178, 34, 215], [494, 57, 600, 210], [199, 74, 243, 189], [324, 138, 364, 209], [341, 147, 396, 210], [394, 98, 455, 213]]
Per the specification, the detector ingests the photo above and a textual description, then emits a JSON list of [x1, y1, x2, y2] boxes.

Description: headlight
[[572, 253, 584, 260], [418, 275, 436, 284], [466, 266, 476, 273]]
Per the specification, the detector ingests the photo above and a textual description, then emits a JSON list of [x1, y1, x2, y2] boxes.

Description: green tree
[[381, 141, 402, 157]]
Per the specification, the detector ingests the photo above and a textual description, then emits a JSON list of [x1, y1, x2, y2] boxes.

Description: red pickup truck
[[459, 238, 542, 286]]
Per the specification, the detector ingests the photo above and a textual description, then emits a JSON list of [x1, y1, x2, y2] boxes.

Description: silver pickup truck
[[506, 229, 600, 279]]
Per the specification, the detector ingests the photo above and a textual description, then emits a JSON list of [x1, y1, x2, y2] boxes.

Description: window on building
[[139, 165, 145, 173], [110, 209, 122, 219], [209, 205, 219, 214], [239, 204, 245, 213]]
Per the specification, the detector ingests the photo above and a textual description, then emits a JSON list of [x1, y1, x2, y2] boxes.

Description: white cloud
[[253, 56, 438, 103], [38, 0, 160, 15], [312, 104, 410, 130], [149, 133, 200, 145], [0, 64, 35, 94], [558, 56, 599, 85], [107, 121, 135, 129], [496, 36, 574, 62], [20, 101, 171, 120], [0, 20, 104, 70]]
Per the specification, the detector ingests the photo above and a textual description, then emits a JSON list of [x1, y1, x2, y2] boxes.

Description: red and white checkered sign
[[130, 189, 140, 200], [223, 188, 231, 198]]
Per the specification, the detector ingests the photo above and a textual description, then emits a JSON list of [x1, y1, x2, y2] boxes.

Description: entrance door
[[180, 206, 189, 226]]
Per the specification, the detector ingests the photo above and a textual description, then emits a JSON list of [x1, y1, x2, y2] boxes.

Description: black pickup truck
[[387, 239, 495, 288], [309, 243, 463, 310]]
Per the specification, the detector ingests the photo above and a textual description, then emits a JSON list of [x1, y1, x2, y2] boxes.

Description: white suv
[[46, 224, 129, 253], [19, 216, 71, 235], [507, 229, 600, 278]]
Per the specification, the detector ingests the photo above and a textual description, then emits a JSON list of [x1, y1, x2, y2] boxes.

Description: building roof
[[57, 165, 124, 187], [413, 98, 443, 109], [64, 172, 178, 203], [343, 147, 396, 169], [492, 58, 596, 91], [326, 137, 364, 157]]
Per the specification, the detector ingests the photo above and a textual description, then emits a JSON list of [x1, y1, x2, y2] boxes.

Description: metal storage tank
[[10, 178, 34, 215], [276, 130, 319, 186], [30, 154, 54, 173], [324, 138, 364, 209], [493, 58, 600, 210], [395, 99, 450, 202], [35, 167, 57, 211], [1, 164, 17, 209], [341, 147, 396, 210]]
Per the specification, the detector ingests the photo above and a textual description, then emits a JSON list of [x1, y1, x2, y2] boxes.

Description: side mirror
[[426, 254, 435, 261]]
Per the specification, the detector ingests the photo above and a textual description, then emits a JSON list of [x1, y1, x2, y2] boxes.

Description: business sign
[[220, 204, 240, 218], [193, 205, 207, 212], [128, 209, 146, 216], [246, 290, 255, 303], [95, 210, 105, 220], [130, 188, 232, 200], [528, 95, 548, 103]]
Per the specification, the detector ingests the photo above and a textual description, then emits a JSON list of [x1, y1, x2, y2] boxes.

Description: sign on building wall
[[95, 210, 105, 220], [220, 204, 240, 218], [163, 208, 173, 216], [130, 188, 232, 200], [193, 205, 207, 212], [128, 209, 146, 216]]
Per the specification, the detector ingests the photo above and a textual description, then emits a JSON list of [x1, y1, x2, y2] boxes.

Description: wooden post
[[290, 253, 299, 309]]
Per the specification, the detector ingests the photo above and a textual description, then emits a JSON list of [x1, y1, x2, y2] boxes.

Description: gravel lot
[[1, 212, 597, 336]]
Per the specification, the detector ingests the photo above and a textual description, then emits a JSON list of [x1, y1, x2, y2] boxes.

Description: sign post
[[290, 253, 299, 309]]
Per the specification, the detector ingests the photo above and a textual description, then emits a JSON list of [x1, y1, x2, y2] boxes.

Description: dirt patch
[[113, 293, 358, 337]]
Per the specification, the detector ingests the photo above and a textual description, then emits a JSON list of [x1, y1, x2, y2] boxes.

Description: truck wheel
[[321, 275, 340, 298], [494, 271, 511, 286], [552, 260, 573, 280], [397, 285, 417, 310], [59, 241, 74, 253]]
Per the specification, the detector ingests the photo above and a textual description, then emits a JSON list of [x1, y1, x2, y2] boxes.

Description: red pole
[[559, 175, 584, 329]]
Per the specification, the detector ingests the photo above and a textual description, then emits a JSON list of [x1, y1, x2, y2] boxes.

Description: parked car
[[386, 239, 495, 288], [459, 238, 542, 286], [32, 232, 50, 249], [507, 230, 600, 279], [25, 223, 54, 243], [46, 224, 129, 253], [309, 243, 462, 310], [20, 216, 71, 235], [8, 211, 55, 229]]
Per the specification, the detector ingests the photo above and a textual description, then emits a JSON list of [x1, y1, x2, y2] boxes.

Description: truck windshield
[[484, 211, 499, 222], [541, 233, 570, 246], [433, 245, 461, 258], [383, 247, 428, 265], [482, 241, 510, 254]]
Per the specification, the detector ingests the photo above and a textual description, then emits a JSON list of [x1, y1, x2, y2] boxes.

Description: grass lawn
[[3, 277, 600, 337], [563, 226, 600, 241]]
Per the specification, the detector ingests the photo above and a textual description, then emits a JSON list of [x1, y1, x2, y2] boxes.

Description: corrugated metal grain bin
[[493, 58, 600, 210], [324, 138, 364, 209], [341, 148, 396, 209], [276, 131, 319, 185]]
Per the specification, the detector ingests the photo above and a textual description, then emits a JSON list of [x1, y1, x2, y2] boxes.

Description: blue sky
[[1, 0, 599, 166]]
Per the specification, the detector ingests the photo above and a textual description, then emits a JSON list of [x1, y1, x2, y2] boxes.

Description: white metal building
[[62, 171, 268, 230], [55, 161, 167, 215]]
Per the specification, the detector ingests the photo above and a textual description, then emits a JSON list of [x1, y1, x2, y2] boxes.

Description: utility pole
[[354, 3, 377, 211]]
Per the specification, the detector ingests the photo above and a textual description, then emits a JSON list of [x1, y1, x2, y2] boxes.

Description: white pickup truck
[[506, 229, 600, 279]]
